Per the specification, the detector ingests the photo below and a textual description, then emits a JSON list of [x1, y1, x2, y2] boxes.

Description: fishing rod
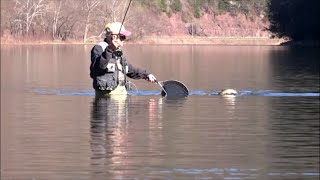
[[113, 0, 133, 57], [119, 0, 133, 34], [115, 0, 189, 97]]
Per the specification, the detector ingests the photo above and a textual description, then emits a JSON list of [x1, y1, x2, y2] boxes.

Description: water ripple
[[33, 89, 320, 97]]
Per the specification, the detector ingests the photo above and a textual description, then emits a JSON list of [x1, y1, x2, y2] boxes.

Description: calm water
[[1, 44, 319, 180]]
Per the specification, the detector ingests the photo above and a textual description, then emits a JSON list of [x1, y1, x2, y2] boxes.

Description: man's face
[[109, 34, 126, 50]]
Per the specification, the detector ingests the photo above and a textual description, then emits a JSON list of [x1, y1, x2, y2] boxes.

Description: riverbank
[[280, 40, 320, 47], [1, 36, 286, 46], [133, 36, 285, 45]]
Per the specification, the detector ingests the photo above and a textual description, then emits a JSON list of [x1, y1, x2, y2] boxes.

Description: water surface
[[1, 45, 319, 180]]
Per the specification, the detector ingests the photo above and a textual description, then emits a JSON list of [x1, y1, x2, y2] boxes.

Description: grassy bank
[[133, 36, 285, 45]]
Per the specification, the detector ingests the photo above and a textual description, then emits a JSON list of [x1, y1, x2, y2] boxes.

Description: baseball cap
[[105, 22, 132, 36]]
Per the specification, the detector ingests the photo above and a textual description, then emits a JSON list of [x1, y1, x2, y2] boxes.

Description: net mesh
[[161, 80, 189, 97]]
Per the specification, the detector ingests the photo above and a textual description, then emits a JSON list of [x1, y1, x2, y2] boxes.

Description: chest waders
[[109, 57, 128, 95], [96, 0, 133, 96], [95, 43, 129, 96]]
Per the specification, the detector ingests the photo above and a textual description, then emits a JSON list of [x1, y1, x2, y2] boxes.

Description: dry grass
[[132, 36, 286, 45], [1, 35, 285, 46]]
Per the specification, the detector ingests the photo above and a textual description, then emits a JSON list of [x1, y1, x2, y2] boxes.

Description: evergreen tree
[[268, 0, 320, 40]]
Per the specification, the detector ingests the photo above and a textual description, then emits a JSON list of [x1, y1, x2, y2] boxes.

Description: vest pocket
[[106, 63, 116, 72], [95, 73, 117, 90]]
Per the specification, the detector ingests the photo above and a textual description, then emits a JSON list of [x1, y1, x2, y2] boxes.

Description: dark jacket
[[90, 41, 149, 90]]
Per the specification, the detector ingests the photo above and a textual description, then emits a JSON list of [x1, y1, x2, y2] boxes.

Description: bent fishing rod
[[119, 0, 189, 96], [113, 0, 133, 57], [119, 0, 133, 34]]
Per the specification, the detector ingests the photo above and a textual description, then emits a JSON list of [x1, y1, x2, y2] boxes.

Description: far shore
[[135, 36, 286, 45], [1, 36, 287, 46]]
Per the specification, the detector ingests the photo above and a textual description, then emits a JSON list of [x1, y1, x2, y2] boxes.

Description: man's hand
[[146, 74, 157, 83], [113, 49, 123, 57]]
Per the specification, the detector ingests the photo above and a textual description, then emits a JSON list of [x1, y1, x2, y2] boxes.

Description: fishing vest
[[95, 42, 129, 91]]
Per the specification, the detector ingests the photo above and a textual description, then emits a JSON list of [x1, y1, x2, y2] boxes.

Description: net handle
[[156, 81, 167, 96]]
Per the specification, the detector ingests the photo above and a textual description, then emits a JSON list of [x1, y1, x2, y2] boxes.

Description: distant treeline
[[1, 0, 319, 42], [268, 0, 320, 41]]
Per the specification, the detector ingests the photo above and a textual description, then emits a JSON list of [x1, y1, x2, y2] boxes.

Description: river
[[1, 44, 319, 180]]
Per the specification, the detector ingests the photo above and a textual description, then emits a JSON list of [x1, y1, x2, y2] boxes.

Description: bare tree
[[43, 0, 81, 41], [109, 0, 130, 22], [49, 0, 63, 39], [83, 0, 101, 42], [13, 0, 48, 35], [56, 11, 78, 40]]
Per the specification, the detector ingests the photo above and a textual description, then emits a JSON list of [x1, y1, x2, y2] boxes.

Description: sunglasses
[[112, 34, 126, 41]]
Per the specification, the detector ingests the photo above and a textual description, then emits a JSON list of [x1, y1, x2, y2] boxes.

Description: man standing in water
[[90, 22, 157, 96]]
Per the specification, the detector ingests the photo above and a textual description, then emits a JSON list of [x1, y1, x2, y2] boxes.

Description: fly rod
[[118, 0, 133, 34]]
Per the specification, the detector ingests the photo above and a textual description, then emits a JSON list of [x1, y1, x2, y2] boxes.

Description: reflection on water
[[1, 45, 319, 179], [87, 94, 319, 179], [32, 88, 320, 97], [90, 95, 129, 178], [89, 95, 167, 179], [268, 97, 320, 171], [269, 47, 320, 92]]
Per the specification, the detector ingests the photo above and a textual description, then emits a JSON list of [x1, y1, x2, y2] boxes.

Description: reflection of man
[[89, 95, 166, 178], [90, 95, 128, 178]]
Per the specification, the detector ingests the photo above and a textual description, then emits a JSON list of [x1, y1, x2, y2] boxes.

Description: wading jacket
[[90, 40, 149, 91]]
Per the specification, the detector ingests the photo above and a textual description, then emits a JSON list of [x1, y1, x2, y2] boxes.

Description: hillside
[[127, 1, 271, 38], [1, 0, 282, 44]]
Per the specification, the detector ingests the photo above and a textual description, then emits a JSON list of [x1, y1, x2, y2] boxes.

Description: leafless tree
[[46, 0, 81, 41], [82, 0, 101, 42], [13, 0, 48, 35], [84, 0, 132, 42], [110, 0, 131, 22], [47, 0, 63, 39]]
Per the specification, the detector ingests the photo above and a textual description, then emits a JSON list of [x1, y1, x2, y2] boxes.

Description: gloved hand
[[113, 48, 123, 57], [146, 74, 157, 83]]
